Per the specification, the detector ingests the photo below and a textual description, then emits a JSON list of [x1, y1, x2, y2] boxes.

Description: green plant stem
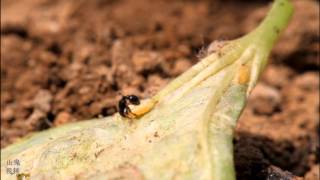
[[210, 0, 294, 179], [241, 0, 294, 53]]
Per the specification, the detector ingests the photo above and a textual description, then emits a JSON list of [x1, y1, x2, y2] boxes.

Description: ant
[[118, 95, 140, 119]]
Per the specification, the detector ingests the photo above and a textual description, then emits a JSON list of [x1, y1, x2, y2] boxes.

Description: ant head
[[126, 95, 140, 105]]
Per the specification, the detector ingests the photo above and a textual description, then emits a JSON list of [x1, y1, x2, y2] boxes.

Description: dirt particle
[[262, 65, 294, 88], [294, 72, 319, 92], [16, 173, 30, 179], [54, 112, 72, 126], [250, 83, 281, 115], [171, 58, 192, 76], [2, 105, 14, 122], [154, 131, 159, 137], [132, 51, 162, 73], [33, 90, 53, 113], [94, 148, 105, 158], [264, 165, 301, 180]]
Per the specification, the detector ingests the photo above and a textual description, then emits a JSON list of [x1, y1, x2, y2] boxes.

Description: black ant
[[118, 95, 140, 118]]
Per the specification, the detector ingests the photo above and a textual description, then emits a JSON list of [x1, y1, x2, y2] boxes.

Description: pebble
[[250, 83, 281, 115]]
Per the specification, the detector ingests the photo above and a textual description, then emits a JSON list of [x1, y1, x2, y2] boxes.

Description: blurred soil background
[[1, 0, 319, 179]]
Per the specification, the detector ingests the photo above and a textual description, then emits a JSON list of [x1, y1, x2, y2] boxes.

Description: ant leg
[[123, 107, 137, 119]]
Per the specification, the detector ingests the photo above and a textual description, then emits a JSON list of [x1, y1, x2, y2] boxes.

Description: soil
[[1, 0, 319, 179]]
